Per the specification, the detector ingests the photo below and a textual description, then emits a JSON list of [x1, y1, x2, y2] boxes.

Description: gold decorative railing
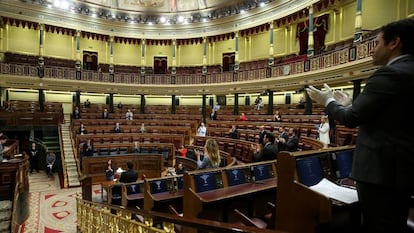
[[77, 197, 175, 233]]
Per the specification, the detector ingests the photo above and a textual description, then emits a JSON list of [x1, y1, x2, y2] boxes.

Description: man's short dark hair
[[381, 17, 414, 55], [126, 161, 134, 169], [265, 132, 275, 143]]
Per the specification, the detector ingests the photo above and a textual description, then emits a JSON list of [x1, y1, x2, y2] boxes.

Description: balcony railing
[[0, 37, 375, 86]]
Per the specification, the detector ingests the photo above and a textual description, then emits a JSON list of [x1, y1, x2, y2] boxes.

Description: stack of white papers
[[309, 178, 359, 204]]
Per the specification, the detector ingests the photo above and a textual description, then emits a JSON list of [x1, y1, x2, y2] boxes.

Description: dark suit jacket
[[326, 55, 414, 189], [253, 143, 278, 162], [258, 130, 266, 146], [119, 169, 138, 183], [82, 143, 94, 157]]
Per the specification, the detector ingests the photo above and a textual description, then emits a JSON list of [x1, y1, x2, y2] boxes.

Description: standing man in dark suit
[[307, 18, 414, 233], [119, 161, 138, 183], [252, 132, 278, 162], [258, 125, 266, 146]]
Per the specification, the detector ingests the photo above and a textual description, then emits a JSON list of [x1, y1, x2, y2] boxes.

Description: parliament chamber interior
[[0, 0, 413, 232]]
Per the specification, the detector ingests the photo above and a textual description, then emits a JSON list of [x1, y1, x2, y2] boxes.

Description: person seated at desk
[[73, 106, 81, 119], [278, 128, 299, 152], [84, 98, 91, 108], [119, 161, 138, 183], [113, 122, 122, 133], [178, 145, 187, 157], [78, 124, 87, 135], [229, 125, 239, 139], [195, 139, 220, 169], [273, 110, 282, 122], [45, 150, 56, 178], [83, 139, 94, 157], [197, 123, 207, 137], [239, 113, 247, 121], [252, 132, 278, 162], [296, 97, 305, 109], [105, 159, 116, 181], [176, 163, 186, 174], [102, 108, 109, 119], [132, 141, 141, 153], [140, 123, 146, 133], [125, 109, 133, 120]]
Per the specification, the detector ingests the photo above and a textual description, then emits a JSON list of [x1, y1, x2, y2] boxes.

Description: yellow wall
[[212, 39, 235, 64], [8, 89, 38, 101], [249, 32, 269, 60], [362, 0, 397, 30], [79, 94, 107, 104], [80, 37, 108, 64], [407, 0, 414, 17], [146, 44, 173, 66], [113, 42, 140, 66], [273, 28, 289, 56], [178, 44, 203, 66], [44, 33, 73, 59], [6, 26, 38, 55], [340, 2, 356, 40], [113, 95, 141, 105]]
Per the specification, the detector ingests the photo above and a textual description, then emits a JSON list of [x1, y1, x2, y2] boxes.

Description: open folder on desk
[[309, 178, 358, 204]]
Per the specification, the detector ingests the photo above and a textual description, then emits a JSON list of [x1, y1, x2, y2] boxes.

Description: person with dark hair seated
[[119, 161, 138, 183], [113, 122, 122, 133], [278, 128, 299, 152], [252, 132, 278, 162]]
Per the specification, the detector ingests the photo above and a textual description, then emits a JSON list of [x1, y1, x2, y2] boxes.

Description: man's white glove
[[333, 90, 352, 106], [306, 83, 334, 106]]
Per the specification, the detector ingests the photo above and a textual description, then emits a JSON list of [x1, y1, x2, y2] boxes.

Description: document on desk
[[309, 178, 358, 204]]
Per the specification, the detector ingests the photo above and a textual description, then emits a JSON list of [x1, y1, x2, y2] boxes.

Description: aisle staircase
[[0, 201, 11, 233], [60, 114, 80, 187]]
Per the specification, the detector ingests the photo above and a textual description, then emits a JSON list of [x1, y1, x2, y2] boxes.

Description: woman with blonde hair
[[195, 139, 220, 169], [317, 115, 330, 148]]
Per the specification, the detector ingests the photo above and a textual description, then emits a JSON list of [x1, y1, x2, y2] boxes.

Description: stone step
[[0, 211, 11, 221], [0, 220, 10, 232], [0, 201, 12, 212]]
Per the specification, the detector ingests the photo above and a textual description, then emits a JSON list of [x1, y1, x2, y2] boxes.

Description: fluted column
[[354, 0, 363, 42], [109, 36, 114, 82], [172, 39, 177, 76], [202, 37, 207, 83], [38, 24, 44, 78], [307, 5, 314, 57], [268, 22, 274, 66], [75, 30, 82, 80], [140, 39, 146, 77]]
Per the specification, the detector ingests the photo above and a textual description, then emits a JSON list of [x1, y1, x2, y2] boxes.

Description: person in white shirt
[[197, 122, 207, 136], [125, 109, 133, 120], [317, 115, 330, 148]]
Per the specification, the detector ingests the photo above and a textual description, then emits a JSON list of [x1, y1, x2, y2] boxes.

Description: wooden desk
[[196, 179, 276, 203], [101, 180, 117, 202], [183, 160, 278, 230], [151, 190, 183, 202], [144, 175, 184, 213]]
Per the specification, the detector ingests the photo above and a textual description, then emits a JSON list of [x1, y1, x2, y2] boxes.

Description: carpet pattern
[[22, 173, 102, 233]]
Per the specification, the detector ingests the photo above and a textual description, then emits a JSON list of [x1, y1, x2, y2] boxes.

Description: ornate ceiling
[[1, 0, 320, 39]]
